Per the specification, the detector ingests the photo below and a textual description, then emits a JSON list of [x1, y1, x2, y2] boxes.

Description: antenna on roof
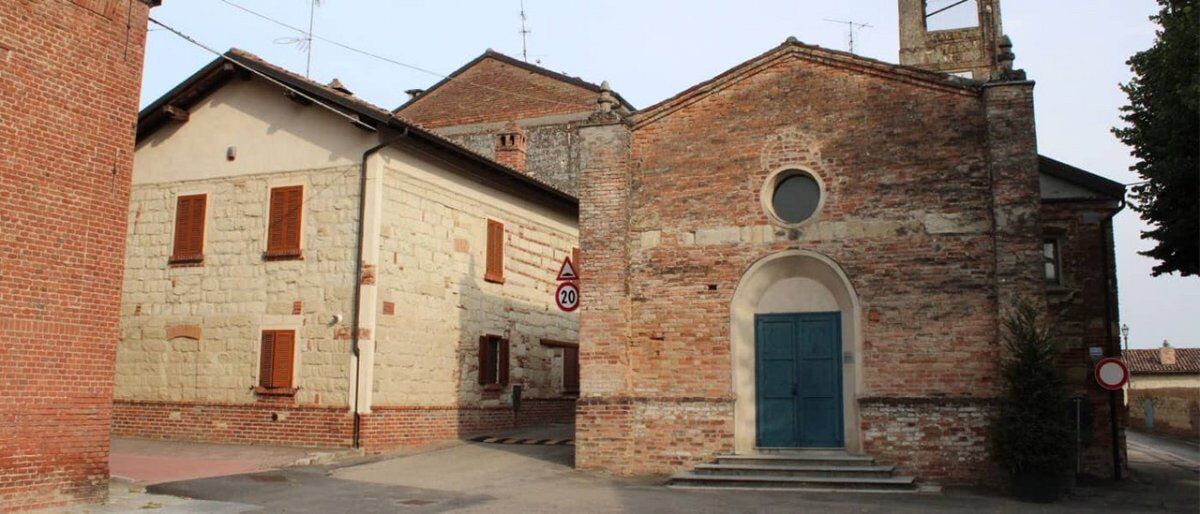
[[273, 0, 321, 77], [519, 0, 531, 62], [823, 18, 872, 54]]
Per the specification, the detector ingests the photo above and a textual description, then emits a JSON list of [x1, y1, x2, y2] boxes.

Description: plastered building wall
[[373, 148, 579, 408]]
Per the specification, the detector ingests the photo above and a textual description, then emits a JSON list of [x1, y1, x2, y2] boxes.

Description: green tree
[[991, 302, 1073, 478], [1113, 0, 1199, 277]]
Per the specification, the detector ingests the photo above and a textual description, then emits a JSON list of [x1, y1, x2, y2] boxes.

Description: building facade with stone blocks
[[0, 0, 156, 510], [387, 1, 1128, 485], [115, 50, 581, 451]]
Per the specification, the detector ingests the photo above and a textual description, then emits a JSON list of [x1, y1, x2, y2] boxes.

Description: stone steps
[[668, 452, 918, 493]]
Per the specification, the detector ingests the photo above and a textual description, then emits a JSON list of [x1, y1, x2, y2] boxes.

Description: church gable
[[398, 51, 619, 128]]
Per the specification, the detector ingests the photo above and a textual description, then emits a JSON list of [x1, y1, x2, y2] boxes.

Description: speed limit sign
[[555, 282, 580, 312]]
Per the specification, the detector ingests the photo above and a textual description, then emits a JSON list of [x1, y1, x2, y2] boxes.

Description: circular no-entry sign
[[555, 282, 580, 312], [1094, 357, 1129, 390]]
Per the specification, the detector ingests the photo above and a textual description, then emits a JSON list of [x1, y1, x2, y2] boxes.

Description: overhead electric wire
[[216, 0, 592, 110]]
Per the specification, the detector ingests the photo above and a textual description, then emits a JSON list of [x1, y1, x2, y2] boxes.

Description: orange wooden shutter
[[172, 194, 206, 261], [563, 346, 579, 393], [498, 338, 510, 386], [478, 335, 490, 385], [259, 331, 276, 388], [484, 219, 505, 283], [267, 186, 302, 256], [572, 247, 581, 277], [272, 331, 295, 388]]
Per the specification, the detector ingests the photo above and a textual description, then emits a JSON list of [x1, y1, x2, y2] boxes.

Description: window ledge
[[483, 384, 504, 392], [263, 249, 303, 261], [1046, 284, 1072, 294], [254, 386, 298, 397], [168, 254, 204, 267], [483, 274, 505, 284]]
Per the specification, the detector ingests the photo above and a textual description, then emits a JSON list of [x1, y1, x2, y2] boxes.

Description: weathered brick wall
[[0, 1, 151, 509], [373, 151, 579, 408], [860, 398, 998, 482], [435, 119, 586, 196], [577, 47, 1044, 483], [359, 399, 575, 451], [398, 55, 595, 129], [112, 400, 354, 448], [1042, 199, 1128, 476], [116, 166, 361, 408], [1127, 387, 1200, 442]]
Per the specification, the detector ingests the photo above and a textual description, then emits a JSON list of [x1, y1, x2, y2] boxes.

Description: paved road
[[72, 427, 1200, 513]]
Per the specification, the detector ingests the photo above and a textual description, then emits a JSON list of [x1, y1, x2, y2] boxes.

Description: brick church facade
[[397, 1, 1126, 484]]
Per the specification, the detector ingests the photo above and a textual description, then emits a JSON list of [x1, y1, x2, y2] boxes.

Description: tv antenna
[[274, 0, 322, 77], [519, 0, 531, 62], [823, 18, 872, 53]]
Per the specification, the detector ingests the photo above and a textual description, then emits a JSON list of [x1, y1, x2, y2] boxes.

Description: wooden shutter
[[484, 219, 505, 283], [478, 335, 491, 385], [498, 338, 510, 386], [272, 331, 295, 388], [572, 247, 581, 277], [563, 346, 579, 393], [171, 194, 206, 262], [259, 331, 276, 388], [267, 186, 303, 258]]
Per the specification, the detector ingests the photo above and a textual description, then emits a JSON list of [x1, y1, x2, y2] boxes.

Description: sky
[[139, 0, 1197, 349]]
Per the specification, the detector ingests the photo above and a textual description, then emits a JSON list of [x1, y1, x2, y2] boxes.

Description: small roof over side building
[[396, 49, 633, 128], [1038, 155, 1126, 202], [1124, 346, 1200, 375]]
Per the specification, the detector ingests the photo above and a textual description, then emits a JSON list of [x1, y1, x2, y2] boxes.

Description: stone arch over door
[[730, 250, 863, 453]]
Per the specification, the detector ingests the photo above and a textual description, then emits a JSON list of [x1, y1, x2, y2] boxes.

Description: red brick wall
[[0, 1, 151, 510], [1042, 199, 1127, 477], [112, 398, 575, 452], [399, 56, 594, 128], [576, 47, 1046, 483]]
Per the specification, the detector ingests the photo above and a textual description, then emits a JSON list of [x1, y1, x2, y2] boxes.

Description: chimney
[[327, 78, 353, 96], [1160, 340, 1176, 366], [897, 0, 1017, 80], [494, 121, 527, 172]]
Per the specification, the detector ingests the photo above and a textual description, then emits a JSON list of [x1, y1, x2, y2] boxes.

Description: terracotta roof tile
[[1122, 348, 1200, 374]]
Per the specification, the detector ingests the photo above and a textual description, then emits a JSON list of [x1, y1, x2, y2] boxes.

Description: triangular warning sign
[[556, 256, 578, 281]]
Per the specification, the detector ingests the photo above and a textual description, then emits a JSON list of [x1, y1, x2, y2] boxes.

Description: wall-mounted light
[[226, 145, 237, 161]]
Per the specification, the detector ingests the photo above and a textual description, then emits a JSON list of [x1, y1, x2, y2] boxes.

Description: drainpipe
[[1099, 199, 1126, 480], [352, 128, 408, 449]]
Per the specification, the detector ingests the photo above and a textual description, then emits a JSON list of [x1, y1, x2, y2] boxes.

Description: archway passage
[[731, 250, 862, 453]]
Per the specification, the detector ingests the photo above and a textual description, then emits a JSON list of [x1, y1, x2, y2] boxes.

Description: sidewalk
[[109, 437, 355, 486]]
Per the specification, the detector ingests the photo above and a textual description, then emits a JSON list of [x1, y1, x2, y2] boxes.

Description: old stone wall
[[0, 0, 151, 509], [435, 118, 585, 196], [372, 149, 579, 411], [1127, 387, 1200, 442], [115, 166, 361, 408]]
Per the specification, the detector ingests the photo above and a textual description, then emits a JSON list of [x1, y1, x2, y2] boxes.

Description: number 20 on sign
[[556, 282, 579, 312]]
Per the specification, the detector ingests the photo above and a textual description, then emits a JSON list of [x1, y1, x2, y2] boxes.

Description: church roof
[[633, 37, 981, 128], [137, 49, 577, 212]]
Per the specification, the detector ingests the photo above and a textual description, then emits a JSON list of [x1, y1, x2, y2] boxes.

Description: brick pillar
[[983, 80, 1044, 315], [574, 100, 635, 472]]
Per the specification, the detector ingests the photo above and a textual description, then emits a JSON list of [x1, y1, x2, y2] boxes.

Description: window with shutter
[[265, 186, 303, 260], [484, 219, 505, 283], [170, 194, 206, 264], [563, 346, 580, 395], [477, 335, 508, 388], [258, 329, 297, 392]]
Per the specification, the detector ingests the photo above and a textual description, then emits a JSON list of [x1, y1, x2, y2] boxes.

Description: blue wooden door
[[755, 312, 843, 448]]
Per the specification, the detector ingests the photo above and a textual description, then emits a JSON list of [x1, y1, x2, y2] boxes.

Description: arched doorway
[[730, 250, 862, 453]]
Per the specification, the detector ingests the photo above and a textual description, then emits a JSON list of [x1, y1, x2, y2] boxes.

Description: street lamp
[[1120, 324, 1130, 353]]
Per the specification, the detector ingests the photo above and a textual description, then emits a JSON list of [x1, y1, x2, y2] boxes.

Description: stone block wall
[[0, 0, 151, 510], [373, 153, 579, 412], [1127, 387, 1200, 442], [436, 120, 584, 196], [116, 166, 360, 409]]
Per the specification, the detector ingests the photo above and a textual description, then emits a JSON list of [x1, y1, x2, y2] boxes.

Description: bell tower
[[898, 0, 1019, 81]]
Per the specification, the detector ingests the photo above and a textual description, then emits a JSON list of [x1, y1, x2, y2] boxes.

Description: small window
[[170, 194, 206, 264], [562, 346, 579, 395], [478, 335, 509, 387], [259, 330, 296, 390], [485, 219, 505, 283], [925, 0, 979, 31], [265, 186, 303, 260], [1043, 239, 1062, 285], [768, 171, 822, 225]]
